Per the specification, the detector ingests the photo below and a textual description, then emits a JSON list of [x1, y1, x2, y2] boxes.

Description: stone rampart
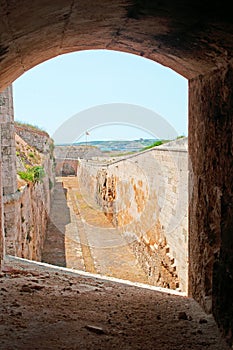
[[79, 138, 188, 292], [54, 145, 103, 160], [15, 124, 52, 154]]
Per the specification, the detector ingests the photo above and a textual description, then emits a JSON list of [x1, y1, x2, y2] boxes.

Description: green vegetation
[[15, 120, 47, 133], [18, 166, 45, 183], [139, 136, 186, 152], [140, 139, 170, 151], [141, 140, 163, 150]]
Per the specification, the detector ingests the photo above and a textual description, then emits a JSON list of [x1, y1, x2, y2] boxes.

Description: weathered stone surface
[[15, 123, 51, 154], [189, 63, 233, 341], [4, 181, 50, 260], [54, 145, 103, 159], [79, 138, 188, 292], [3, 122, 55, 261], [0, 86, 17, 195]]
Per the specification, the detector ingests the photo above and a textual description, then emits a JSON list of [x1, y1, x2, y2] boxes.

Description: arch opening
[[1, 49, 189, 294]]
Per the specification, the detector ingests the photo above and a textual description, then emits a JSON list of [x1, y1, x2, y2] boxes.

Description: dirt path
[[42, 177, 149, 284], [41, 178, 85, 270]]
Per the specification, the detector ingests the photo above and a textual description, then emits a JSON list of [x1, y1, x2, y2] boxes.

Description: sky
[[12, 49, 188, 144]]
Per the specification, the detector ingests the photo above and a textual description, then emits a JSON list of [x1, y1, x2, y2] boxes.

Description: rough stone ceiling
[[0, 0, 233, 89]]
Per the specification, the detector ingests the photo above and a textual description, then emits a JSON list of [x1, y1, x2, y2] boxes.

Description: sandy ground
[[0, 256, 230, 350], [42, 177, 150, 284]]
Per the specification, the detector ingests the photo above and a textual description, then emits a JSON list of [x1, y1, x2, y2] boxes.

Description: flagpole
[[85, 131, 89, 147]]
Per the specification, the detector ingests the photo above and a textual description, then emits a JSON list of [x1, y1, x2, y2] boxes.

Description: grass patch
[[140, 140, 170, 151], [15, 120, 47, 133]]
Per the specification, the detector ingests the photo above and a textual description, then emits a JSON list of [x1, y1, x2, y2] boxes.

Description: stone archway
[[0, 0, 233, 341], [55, 160, 78, 177]]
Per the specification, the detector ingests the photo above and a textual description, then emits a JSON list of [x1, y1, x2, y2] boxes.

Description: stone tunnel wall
[[189, 62, 233, 339], [79, 139, 188, 292]]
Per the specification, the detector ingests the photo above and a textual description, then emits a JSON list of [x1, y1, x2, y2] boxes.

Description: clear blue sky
[[12, 50, 188, 143]]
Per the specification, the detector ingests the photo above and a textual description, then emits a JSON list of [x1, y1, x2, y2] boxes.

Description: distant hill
[[54, 137, 187, 160], [57, 139, 160, 153]]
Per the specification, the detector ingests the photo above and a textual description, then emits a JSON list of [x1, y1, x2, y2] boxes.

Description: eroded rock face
[[189, 63, 233, 342], [3, 125, 55, 261], [79, 140, 188, 293]]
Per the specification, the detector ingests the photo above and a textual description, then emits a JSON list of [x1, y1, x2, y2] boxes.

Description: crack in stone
[[106, 14, 131, 50], [4, 0, 26, 73], [0, 45, 9, 63], [60, 0, 75, 52]]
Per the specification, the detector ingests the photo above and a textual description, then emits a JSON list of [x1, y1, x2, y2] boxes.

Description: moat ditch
[[42, 176, 151, 285]]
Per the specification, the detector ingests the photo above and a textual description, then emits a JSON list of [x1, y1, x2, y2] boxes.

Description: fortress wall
[[15, 124, 51, 154], [0, 86, 17, 196], [3, 134, 54, 260], [4, 180, 50, 261], [54, 145, 103, 159], [79, 139, 188, 292], [0, 86, 55, 260]]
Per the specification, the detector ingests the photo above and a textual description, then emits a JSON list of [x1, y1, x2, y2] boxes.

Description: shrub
[[141, 140, 163, 151], [28, 152, 35, 158], [15, 120, 46, 133], [18, 170, 34, 182], [18, 166, 45, 183], [33, 166, 45, 182]]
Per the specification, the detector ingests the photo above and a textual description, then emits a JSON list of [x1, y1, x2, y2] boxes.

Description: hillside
[[68, 139, 159, 152]]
